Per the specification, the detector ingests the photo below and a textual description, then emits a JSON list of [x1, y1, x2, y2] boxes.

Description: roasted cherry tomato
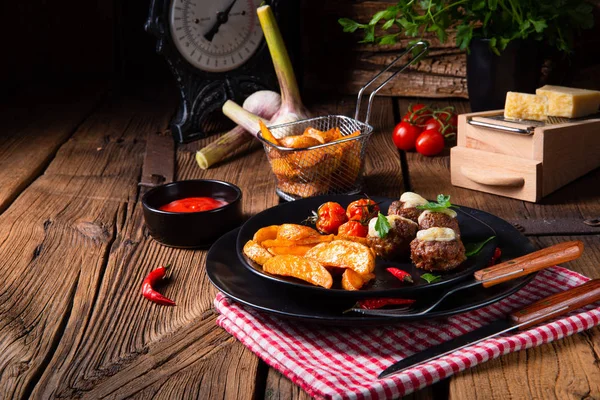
[[415, 129, 445, 156], [338, 220, 369, 237], [315, 202, 348, 234], [392, 121, 422, 151], [346, 199, 380, 222], [402, 103, 431, 125]]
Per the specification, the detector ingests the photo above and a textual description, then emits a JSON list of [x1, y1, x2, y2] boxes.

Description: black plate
[[236, 195, 526, 298], [208, 228, 535, 325]]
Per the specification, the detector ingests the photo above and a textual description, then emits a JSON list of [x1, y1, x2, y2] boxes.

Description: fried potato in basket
[[263, 255, 333, 288], [341, 269, 375, 291], [279, 135, 321, 149], [303, 127, 341, 144], [253, 225, 280, 244], [243, 240, 273, 266], [305, 240, 376, 275]]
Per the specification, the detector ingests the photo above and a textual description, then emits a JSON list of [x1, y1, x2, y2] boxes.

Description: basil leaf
[[465, 236, 496, 257], [421, 273, 441, 283], [417, 194, 454, 212], [374, 212, 390, 238]]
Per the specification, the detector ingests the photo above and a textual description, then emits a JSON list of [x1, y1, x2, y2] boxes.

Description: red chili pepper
[[386, 267, 413, 283], [354, 298, 415, 310], [487, 247, 502, 267], [142, 264, 176, 306]]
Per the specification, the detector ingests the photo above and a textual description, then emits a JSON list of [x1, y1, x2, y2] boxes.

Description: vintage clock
[[146, 0, 295, 143]]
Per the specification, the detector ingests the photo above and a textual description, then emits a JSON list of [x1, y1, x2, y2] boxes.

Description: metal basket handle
[[354, 40, 429, 126]]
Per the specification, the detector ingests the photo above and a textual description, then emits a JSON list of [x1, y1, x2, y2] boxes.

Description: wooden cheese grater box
[[450, 110, 600, 202]]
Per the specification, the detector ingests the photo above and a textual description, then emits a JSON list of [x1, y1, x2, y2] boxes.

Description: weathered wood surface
[[0, 90, 598, 400]]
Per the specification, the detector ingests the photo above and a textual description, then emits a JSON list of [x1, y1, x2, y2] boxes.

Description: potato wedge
[[305, 240, 376, 275], [263, 255, 333, 288], [267, 245, 313, 257], [341, 269, 375, 291], [277, 224, 321, 241], [243, 240, 273, 266], [303, 127, 339, 144], [335, 235, 370, 247], [279, 135, 321, 149], [259, 120, 279, 145], [261, 235, 333, 248], [253, 225, 280, 244]]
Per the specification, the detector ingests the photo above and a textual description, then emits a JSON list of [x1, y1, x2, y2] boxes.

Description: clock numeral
[[197, 55, 203, 62], [231, 56, 235, 63], [245, 47, 250, 54], [191, 49, 196, 56]]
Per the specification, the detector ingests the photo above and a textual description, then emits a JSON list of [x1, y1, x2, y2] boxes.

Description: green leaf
[[465, 236, 496, 257], [421, 273, 441, 283], [338, 18, 365, 33], [382, 19, 395, 30], [472, 0, 486, 11], [379, 33, 399, 45], [359, 25, 376, 43], [498, 37, 510, 51], [417, 194, 453, 212], [370, 10, 387, 25], [488, 0, 498, 11], [399, 18, 420, 37], [427, 24, 448, 42], [374, 212, 390, 238], [530, 19, 547, 33], [456, 24, 473, 50]]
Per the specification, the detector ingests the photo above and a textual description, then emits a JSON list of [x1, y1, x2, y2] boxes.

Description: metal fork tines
[[348, 280, 481, 317]]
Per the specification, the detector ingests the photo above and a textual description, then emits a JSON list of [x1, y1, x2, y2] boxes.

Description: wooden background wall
[[2, 0, 599, 101]]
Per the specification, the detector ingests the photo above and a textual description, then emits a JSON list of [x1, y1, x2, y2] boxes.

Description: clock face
[[169, 0, 264, 73]]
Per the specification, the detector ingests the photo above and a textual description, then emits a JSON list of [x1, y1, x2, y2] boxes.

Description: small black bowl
[[142, 179, 243, 248]]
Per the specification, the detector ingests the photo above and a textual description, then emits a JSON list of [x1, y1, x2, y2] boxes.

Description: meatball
[[388, 200, 423, 223], [418, 210, 460, 236], [410, 228, 466, 271], [367, 215, 418, 259], [388, 192, 428, 223]]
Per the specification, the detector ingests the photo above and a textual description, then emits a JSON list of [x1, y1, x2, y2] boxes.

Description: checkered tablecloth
[[214, 267, 600, 399]]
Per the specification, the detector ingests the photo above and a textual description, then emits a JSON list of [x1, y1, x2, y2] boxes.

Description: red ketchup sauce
[[159, 197, 227, 213]]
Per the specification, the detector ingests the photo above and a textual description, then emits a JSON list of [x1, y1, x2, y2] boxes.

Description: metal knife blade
[[379, 278, 600, 379]]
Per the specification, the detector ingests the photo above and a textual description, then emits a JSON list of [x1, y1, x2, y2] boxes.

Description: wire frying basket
[[258, 41, 429, 201]]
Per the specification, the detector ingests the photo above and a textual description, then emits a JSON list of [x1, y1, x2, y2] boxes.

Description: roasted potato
[[303, 127, 341, 144], [259, 120, 279, 145], [253, 225, 279, 244], [305, 240, 376, 275], [261, 235, 333, 248], [243, 240, 273, 266], [279, 135, 321, 149], [263, 255, 333, 288], [341, 269, 375, 291], [277, 224, 321, 241], [267, 245, 313, 257]]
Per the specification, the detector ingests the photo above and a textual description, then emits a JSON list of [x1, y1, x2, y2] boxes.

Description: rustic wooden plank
[[0, 85, 103, 214], [0, 87, 175, 399], [396, 98, 600, 234], [449, 235, 600, 400]]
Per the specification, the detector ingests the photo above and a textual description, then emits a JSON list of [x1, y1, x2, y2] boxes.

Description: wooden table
[[1, 84, 599, 399]]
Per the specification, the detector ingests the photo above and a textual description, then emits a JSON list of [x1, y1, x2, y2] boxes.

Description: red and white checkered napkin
[[214, 267, 600, 400]]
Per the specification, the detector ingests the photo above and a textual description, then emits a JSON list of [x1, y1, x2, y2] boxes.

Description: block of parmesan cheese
[[504, 92, 548, 121], [536, 85, 600, 118]]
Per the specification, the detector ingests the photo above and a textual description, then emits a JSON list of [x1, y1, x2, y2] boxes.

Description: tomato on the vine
[[346, 199, 380, 222], [392, 121, 422, 151], [338, 220, 369, 238], [315, 202, 348, 234], [415, 129, 445, 156], [402, 103, 431, 125]]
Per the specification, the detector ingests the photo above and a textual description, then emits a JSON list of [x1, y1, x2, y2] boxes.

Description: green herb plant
[[339, 0, 593, 55]]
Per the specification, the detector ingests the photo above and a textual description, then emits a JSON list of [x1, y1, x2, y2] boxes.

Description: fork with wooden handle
[[349, 241, 584, 317]]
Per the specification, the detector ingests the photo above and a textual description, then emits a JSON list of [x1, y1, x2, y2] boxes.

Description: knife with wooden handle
[[378, 279, 600, 378]]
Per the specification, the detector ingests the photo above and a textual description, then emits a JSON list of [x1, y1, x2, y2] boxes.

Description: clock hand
[[203, 0, 240, 42]]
